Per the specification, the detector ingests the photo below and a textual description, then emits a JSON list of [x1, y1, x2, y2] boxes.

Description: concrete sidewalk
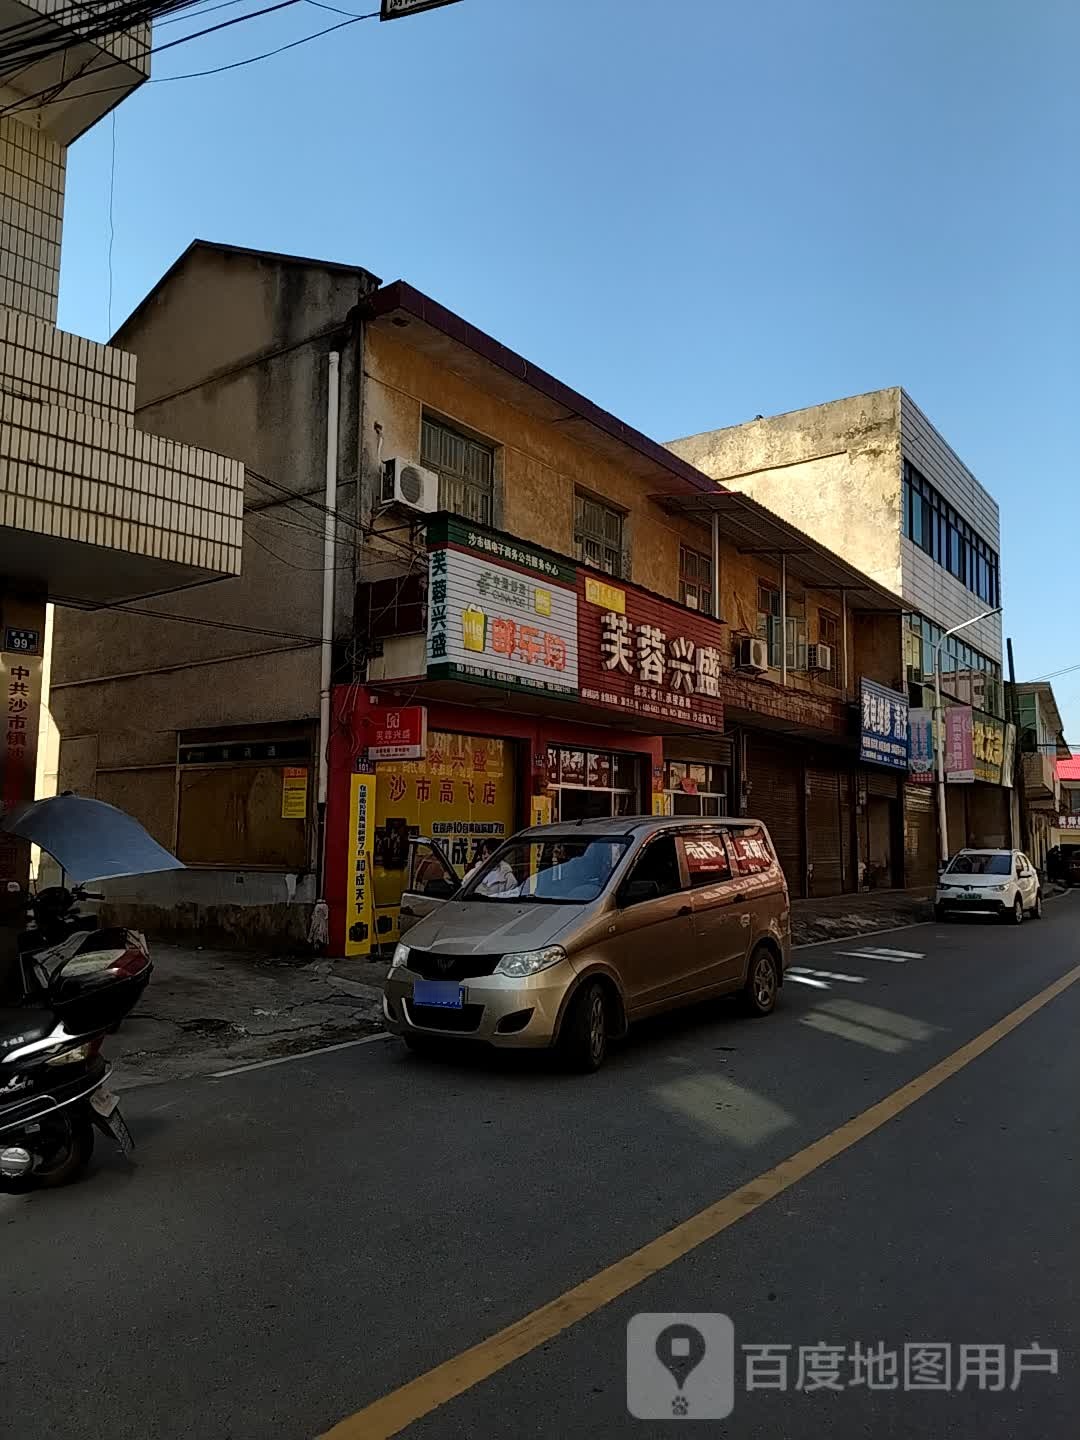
[[109, 945, 387, 1090], [791, 888, 934, 946]]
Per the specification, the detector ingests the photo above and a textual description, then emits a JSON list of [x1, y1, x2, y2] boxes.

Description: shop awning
[[651, 489, 906, 614]]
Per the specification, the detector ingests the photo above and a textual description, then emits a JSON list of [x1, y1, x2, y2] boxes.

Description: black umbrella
[[0, 794, 184, 883]]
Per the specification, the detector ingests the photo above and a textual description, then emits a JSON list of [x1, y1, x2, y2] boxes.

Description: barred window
[[421, 414, 495, 525], [574, 492, 626, 577]]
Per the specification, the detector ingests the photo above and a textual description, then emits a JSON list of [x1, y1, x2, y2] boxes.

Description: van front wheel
[[559, 980, 608, 1072]]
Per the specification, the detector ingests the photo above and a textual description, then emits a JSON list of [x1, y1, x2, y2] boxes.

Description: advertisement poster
[[426, 517, 579, 697], [280, 767, 309, 819], [908, 707, 936, 784], [1001, 723, 1016, 789], [859, 678, 910, 770], [945, 706, 975, 783], [0, 649, 43, 887], [369, 706, 427, 762], [372, 731, 517, 944], [530, 794, 552, 827], [345, 772, 376, 957], [973, 714, 1007, 785]]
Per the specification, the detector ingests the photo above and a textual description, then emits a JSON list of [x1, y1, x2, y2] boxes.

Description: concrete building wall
[[362, 326, 717, 601], [666, 389, 904, 595]]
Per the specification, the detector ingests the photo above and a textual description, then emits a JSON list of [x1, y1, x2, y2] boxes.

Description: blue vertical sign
[[860, 678, 910, 770]]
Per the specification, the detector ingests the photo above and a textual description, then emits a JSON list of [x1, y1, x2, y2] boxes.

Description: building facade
[[53, 250, 929, 950], [1055, 757, 1080, 848], [668, 389, 1015, 868], [1010, 682, 1066, 868], [0, 6, 243, 904]]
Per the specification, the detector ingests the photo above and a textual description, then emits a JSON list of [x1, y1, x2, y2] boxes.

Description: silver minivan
[[382, 816, 790, 1070]]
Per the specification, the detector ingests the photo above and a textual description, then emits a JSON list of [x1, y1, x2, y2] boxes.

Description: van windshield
[[459, 837, 630, 903]]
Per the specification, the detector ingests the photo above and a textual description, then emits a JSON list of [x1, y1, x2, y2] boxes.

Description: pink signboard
[[945, 706, 974, 784]]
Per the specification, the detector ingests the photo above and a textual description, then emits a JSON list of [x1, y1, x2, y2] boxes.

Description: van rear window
[[729, 826, 773, 876]]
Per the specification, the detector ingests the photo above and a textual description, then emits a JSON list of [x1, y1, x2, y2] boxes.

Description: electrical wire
[[74, 598, 326, 642], [0, 3, 377, 118]]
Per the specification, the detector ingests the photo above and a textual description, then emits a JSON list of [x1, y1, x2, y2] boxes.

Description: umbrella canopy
[[0, 794, 184, 883]]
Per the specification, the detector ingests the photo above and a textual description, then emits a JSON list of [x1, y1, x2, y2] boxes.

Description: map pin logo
[[655, 1322, 707, 1391]]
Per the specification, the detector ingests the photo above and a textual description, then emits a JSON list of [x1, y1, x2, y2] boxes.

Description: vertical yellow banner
[[346, 772, 376, 957], [530, 794, 552, 827]]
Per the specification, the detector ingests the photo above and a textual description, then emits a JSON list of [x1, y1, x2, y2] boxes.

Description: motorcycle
[[0, 794, 181, 1193]]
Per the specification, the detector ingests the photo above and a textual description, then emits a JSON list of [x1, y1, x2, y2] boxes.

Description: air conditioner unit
[[381, 458, 438, 513], [735, 637, 769, 673], [807, 642, 834, 674]]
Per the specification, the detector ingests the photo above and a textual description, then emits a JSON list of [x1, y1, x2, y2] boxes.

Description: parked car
[[934, 848, 1042, 925], [382, 816, 790, 1071], [1048, 844, 1080, 887]]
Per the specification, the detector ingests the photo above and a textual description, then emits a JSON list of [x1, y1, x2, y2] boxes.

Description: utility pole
[[1006, 636, 1029, 854]]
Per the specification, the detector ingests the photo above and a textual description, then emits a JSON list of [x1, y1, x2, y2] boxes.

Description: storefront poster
[[1059, 814, 1080, 831], [369, 706, 427, 761], [372, 731, 516, 944], [426, 516, 579, 697], [280, 767, 309, 819], [973, 713, 1007, 786], [345, 772, 376, 957], [530, 794, 552, 827], [1000, 724, 1016, 789], [859, 678, 909, 770], [578, 580, 727, 731], [908, 707, 936, 784], [0, 649, 43, 886], [945, 706, 975, 784]]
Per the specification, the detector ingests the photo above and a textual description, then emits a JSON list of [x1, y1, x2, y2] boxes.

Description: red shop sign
[[576, 573, 725, 731], [369, 706, 428, 761]]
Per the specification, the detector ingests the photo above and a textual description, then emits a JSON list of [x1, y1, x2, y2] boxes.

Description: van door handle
[[734, 894, 748, 904], [678, 905, 692, 917]]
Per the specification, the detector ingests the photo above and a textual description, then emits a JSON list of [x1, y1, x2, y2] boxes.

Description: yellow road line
[[320, 962, 1080, 1440]]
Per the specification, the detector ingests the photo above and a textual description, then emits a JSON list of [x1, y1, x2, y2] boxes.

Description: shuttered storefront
[[969, 785, 1011, 849], [749, 736, 804, 896], [806, 765, 844, 896], [904, 784, 937, 887], [946, 786, 969, 853], [862, 769, 902, 889]]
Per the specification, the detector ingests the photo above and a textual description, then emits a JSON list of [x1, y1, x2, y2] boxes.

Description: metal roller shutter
[[904, 785, 937, 886], [946, 786, 968, 852], [749, 736, 803, 896], [806, 766, 843, 896]]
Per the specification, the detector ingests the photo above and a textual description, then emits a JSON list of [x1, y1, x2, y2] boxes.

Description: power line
[[0, 3, 377, 118], [68, 597, 325, 643]]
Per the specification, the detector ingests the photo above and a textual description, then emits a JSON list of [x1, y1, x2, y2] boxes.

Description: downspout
[[317, 349, 341, 896], [780, 553, 788, 687]]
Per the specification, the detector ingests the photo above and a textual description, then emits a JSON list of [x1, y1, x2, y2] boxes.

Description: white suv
[[935, 849, 1042, 925]]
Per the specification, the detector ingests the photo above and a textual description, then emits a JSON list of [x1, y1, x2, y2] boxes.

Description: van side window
[[623, 836, 683, 903], [728, 825, 773, 877], [683, 831, 732, 887]]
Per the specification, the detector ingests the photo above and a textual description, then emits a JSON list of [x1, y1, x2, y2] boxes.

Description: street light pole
[[932, 606, 1002, 865]]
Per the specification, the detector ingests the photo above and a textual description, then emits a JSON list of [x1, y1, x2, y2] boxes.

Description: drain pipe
[[316, 349, 341, 902]]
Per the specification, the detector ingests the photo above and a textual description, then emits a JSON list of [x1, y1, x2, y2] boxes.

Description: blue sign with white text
[[860, 678, 909, 770]]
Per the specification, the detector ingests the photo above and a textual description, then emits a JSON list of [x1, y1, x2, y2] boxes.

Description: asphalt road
[[3, 899, 1078, 1439]]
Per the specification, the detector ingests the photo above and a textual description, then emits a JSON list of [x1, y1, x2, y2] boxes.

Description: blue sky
[[58, 0, 1080, 735]]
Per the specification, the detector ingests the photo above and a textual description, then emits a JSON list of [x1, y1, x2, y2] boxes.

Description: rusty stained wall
[[361, 327, 871, 702], [667, 389, 904, 597], [361, 326, 716, 599]]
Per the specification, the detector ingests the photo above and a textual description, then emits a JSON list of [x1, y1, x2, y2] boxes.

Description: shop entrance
[[663, 760, 729, 817], [547, 746, 642, 821]]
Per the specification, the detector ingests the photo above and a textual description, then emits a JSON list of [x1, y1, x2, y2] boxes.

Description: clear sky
[[57, 0, 1080, 736]]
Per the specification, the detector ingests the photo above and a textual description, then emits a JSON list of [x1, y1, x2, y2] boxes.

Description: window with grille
[[757, 582, 782, 667], [421, 414, 495, 525], [679, 544, 713, 615], [818, 609, 840, 687], [574, 492, 626, 577]]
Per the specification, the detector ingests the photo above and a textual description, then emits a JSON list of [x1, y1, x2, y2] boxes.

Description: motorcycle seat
[[0, 1009, 56, 1051]]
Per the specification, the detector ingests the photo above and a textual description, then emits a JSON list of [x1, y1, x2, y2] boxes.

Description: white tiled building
[[0, 0, 244, 880]]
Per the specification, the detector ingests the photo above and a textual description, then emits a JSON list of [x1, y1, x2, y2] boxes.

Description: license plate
[[108, 1108, 135, 1157], [90, 1087, 119, 1119], [413, 979, 464, 1009]]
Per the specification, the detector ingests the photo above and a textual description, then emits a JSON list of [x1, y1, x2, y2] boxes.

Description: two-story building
[[1054, 757, 1080, 850], [51, 245, 917, 951], [668, 390, 1017, 866]]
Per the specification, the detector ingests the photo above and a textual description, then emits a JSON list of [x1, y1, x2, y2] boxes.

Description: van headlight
[[495, 946, 566, 978], [391, 943, 411, 970]]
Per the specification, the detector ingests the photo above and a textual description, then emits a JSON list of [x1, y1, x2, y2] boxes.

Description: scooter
[[0, 891, 151, 1191]]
